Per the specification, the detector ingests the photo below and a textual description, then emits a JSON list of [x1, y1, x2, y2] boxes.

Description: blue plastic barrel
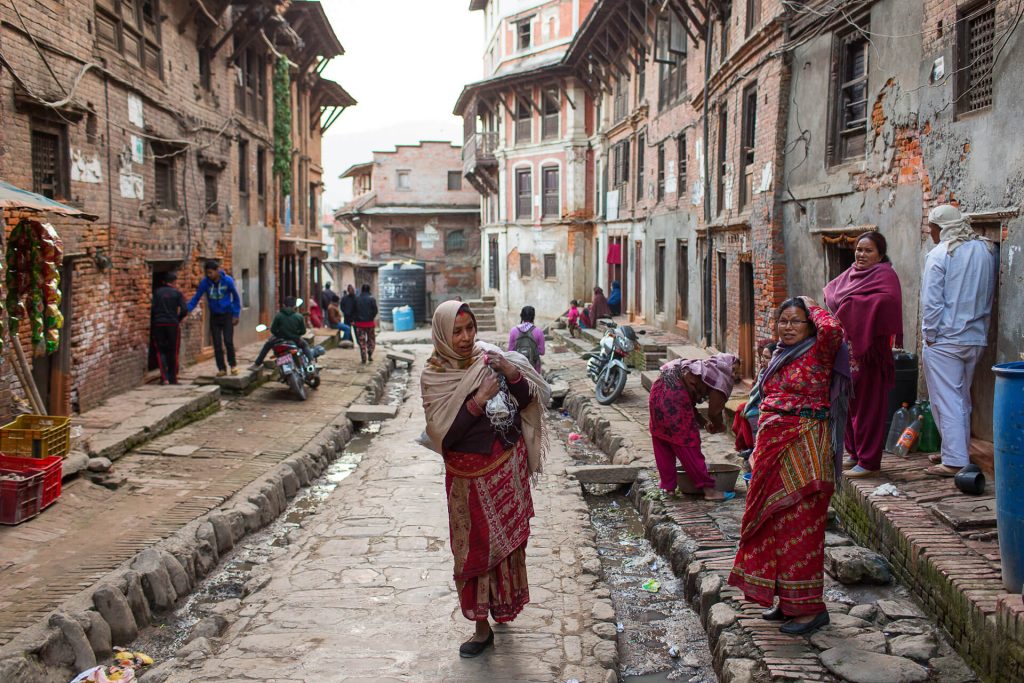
[[994, 361, 1024, 592], [392, 305, 415, 332]]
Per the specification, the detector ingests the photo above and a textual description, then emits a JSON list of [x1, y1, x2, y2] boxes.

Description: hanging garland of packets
[[3, 219, 64, 354]]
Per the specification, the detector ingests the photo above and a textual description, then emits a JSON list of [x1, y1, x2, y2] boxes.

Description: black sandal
[[459, 629, 494, 658], [762, 604, 786, 621]]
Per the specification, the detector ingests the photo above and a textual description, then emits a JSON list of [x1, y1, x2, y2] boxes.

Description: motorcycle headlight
[[620, 339, 635, 353]]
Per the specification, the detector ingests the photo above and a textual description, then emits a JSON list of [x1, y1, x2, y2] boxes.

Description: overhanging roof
[[340, 205, 480, 217], [314, 76, 357, 108], [286, 1, 345, 59], [340, 161, 373, 179], [469, 0, 488, 10], [453, 58, 567, 114]]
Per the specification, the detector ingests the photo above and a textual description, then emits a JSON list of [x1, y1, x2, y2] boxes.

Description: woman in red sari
[[420, 301, 550, 658], [823, 232, 903, 477], [649, 353, 739, 501], [729, 297, 848, 635]]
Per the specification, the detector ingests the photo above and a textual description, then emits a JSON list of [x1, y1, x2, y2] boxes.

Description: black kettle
[[954, 464, 986, 495]]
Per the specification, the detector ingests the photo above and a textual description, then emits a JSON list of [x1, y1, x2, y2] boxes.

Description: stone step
[[565, 464, 645, 485], [667, 344, 712, 362], [346, 404, 399, 422], [386, 351, 415, 368]]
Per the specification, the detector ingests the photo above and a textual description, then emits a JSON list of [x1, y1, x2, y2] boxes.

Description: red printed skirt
[[728, 414, 835, 616], [445, 437, 533, 623]]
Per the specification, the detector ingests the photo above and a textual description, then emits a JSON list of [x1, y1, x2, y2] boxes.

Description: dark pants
[[254, 337, 313, 366], [152, 324, 181, 384], [210, 312, 236, 371], [355, 326, 376, 362]]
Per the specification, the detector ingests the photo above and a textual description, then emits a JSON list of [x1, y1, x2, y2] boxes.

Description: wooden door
[[633, 241, 643, 320], [739, 260, 755, 379]]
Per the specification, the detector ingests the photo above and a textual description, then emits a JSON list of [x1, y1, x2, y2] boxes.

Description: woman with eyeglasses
[[823, 232, 904, 478], [729, 296, 850, 636]]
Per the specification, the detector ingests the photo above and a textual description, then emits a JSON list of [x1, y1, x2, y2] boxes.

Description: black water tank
[[886, 351, 919, 434], [378, 262, 427, 323]]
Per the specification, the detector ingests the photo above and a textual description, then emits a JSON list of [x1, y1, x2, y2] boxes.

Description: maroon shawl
[[823, 262, 903, 362], [591, 288, 613, 320]]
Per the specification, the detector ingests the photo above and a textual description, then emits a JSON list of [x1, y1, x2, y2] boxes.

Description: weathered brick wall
[[0, 0, 251, 416]]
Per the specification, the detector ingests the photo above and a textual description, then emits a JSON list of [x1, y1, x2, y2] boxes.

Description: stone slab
[[346, 404, 399, 422], [819, 646, 928, 683], [565, 465, 644, 485], [386, 351, 415, 367]]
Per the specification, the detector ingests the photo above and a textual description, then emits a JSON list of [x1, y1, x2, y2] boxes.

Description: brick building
[[333, 141, 482, 312], [0, 0, 352, 418], [454, 0, 599, 330]]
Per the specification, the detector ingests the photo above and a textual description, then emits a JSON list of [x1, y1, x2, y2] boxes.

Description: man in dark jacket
[[250, 296, 314, 369], [151, 271, 188, 385], [339, 284, 356, 326], [188, 260, 242, 376], [318, 282, 339, 312], [353, 284, 378, 364]]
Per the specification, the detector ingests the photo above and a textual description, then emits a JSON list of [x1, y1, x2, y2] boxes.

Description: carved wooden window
[[956, 1, 996, 115], [829, 28, 869, 165]]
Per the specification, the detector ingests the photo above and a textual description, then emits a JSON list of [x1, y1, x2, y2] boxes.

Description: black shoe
[[762, 605, 785, 621], [459, 629, 494, 658], [368, 354, 373, 362], [780, 611, 830, 635]]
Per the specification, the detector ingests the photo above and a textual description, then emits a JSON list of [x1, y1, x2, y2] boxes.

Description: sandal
[[924, 464, 959, 478]]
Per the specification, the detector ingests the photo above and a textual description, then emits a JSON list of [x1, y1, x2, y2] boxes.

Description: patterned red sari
[[445, 438, 533, 622], [729, 306, 843, 616]]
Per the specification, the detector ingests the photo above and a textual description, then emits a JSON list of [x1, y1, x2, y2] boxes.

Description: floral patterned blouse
[[760, 306, 844, 415]]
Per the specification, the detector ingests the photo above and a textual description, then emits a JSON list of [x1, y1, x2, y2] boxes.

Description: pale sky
[[318, 0, 485, 211]]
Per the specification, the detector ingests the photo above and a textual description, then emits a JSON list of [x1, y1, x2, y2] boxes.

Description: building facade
[[0, 0, 351, 418], [333, 142, 482, 310], [455, 0, 599, 330]]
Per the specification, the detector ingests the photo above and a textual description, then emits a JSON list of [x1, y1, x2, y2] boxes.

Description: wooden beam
[[560, 79, 578, 110], [670, 0, 706, 36]]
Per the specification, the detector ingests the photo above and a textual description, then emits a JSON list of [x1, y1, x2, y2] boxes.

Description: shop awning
[[0, 180, 98, 220]]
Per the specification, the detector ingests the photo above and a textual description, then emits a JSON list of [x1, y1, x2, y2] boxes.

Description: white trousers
[[922, 343, 985, 468]]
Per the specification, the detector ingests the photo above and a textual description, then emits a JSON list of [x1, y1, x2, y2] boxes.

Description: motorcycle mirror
[[295, 298, 304, 307], [638, 330, 647, 335], [256, 324, 268, 333]]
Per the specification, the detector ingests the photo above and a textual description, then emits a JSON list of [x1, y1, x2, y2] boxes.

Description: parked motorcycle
[[256, 307, 325, 400], [583, 321, 645, 405]]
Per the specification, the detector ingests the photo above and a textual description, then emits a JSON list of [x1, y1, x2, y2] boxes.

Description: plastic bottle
[[917, 401, 942, 453], [892, 415, 923, 458], [909, 402, 923, 420], [885, 403, 912, 454]]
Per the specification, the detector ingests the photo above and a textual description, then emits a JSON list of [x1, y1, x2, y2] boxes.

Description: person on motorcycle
[[249, 296, 315, 370]]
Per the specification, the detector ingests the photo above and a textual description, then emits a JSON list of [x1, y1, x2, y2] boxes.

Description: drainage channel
[[552, 408, 718, 683], [134, 366, 411, 661]]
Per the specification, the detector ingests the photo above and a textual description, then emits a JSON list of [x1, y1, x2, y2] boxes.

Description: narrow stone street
[[167, 349, 616, 683]]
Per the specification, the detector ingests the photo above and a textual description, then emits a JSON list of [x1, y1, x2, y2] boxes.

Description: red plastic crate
[[0, 455, 61, 509], [0, 468, 43, 525]]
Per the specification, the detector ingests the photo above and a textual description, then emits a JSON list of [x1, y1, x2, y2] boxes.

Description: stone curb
[[0, 358, 395, 683]]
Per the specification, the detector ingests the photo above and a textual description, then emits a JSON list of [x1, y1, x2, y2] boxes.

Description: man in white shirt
[[921, 205, 997, 477]]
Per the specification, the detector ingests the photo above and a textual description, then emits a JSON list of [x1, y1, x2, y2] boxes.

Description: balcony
[[463, 131, 499, 197]]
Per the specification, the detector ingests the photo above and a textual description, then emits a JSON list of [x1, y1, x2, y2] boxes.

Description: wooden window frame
[[676, 240, 689, 321], [543, 253, 557, 280], [515, 167, 532, 220], [30, 121, 69, 201], [955, 0, 996, 117], [95, 0, 163, 79], [517, 17, 533, 51], [716, 104, 728, 215], [520, 252, 532, 278], [740, 83, 757, 209], [655, 240, 666, 314], [154, 155, 178, 210], [203, 170, 218, 215], [446, 229, 467, 253], [828, 23, 870, 166], [635, 132, 646, 202], [515, 97, 532, 145], [447, 171, 463, 191], [392, 229, 415, 255], [745, 0, 761, 38], [541, 165, 559, 218], [656, 142, 666, 203], [541, 87, 560, 141], [677, 132, 687, 198]]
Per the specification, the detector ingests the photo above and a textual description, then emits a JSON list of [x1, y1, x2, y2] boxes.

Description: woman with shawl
[[823, 232, 903, 477], [729, 297, 848, 636], [607, 280, 623, 316], [591, 286, 613, 322], [649, 353, 739, 501], [420, 300, 551, 658]]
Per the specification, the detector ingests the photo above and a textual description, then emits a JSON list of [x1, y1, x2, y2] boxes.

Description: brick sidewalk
[[541, 343, 986, 682]]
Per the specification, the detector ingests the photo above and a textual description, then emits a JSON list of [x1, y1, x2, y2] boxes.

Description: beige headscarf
[[928, 204, 993, 254], [420, 300, 550, 475]]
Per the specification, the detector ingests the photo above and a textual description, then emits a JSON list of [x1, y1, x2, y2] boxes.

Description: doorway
[[258, 253, 269, 325], [970, 223, 1000, 441], [31, 260, 73, 414], [717, 252, 728, 349], [608, 235, 627, 312], [148, 261, 182, 373], [488, 236, 500, 291], [633, 240, 643, 320], [739, 260, 755, 379]]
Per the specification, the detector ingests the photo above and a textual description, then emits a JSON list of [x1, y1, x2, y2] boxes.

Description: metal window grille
[[31, 130, 61, 199], [958, 2, 996, 115], [204, 172, 218, 214], [657, 143, 665, 202], [677, 133, 687, 197], [446, 230, 466, 252]]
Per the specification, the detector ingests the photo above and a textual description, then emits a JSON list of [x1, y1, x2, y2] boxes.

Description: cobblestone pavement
[[170, 351, 615, 683], [0, 346, 380, 649]]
